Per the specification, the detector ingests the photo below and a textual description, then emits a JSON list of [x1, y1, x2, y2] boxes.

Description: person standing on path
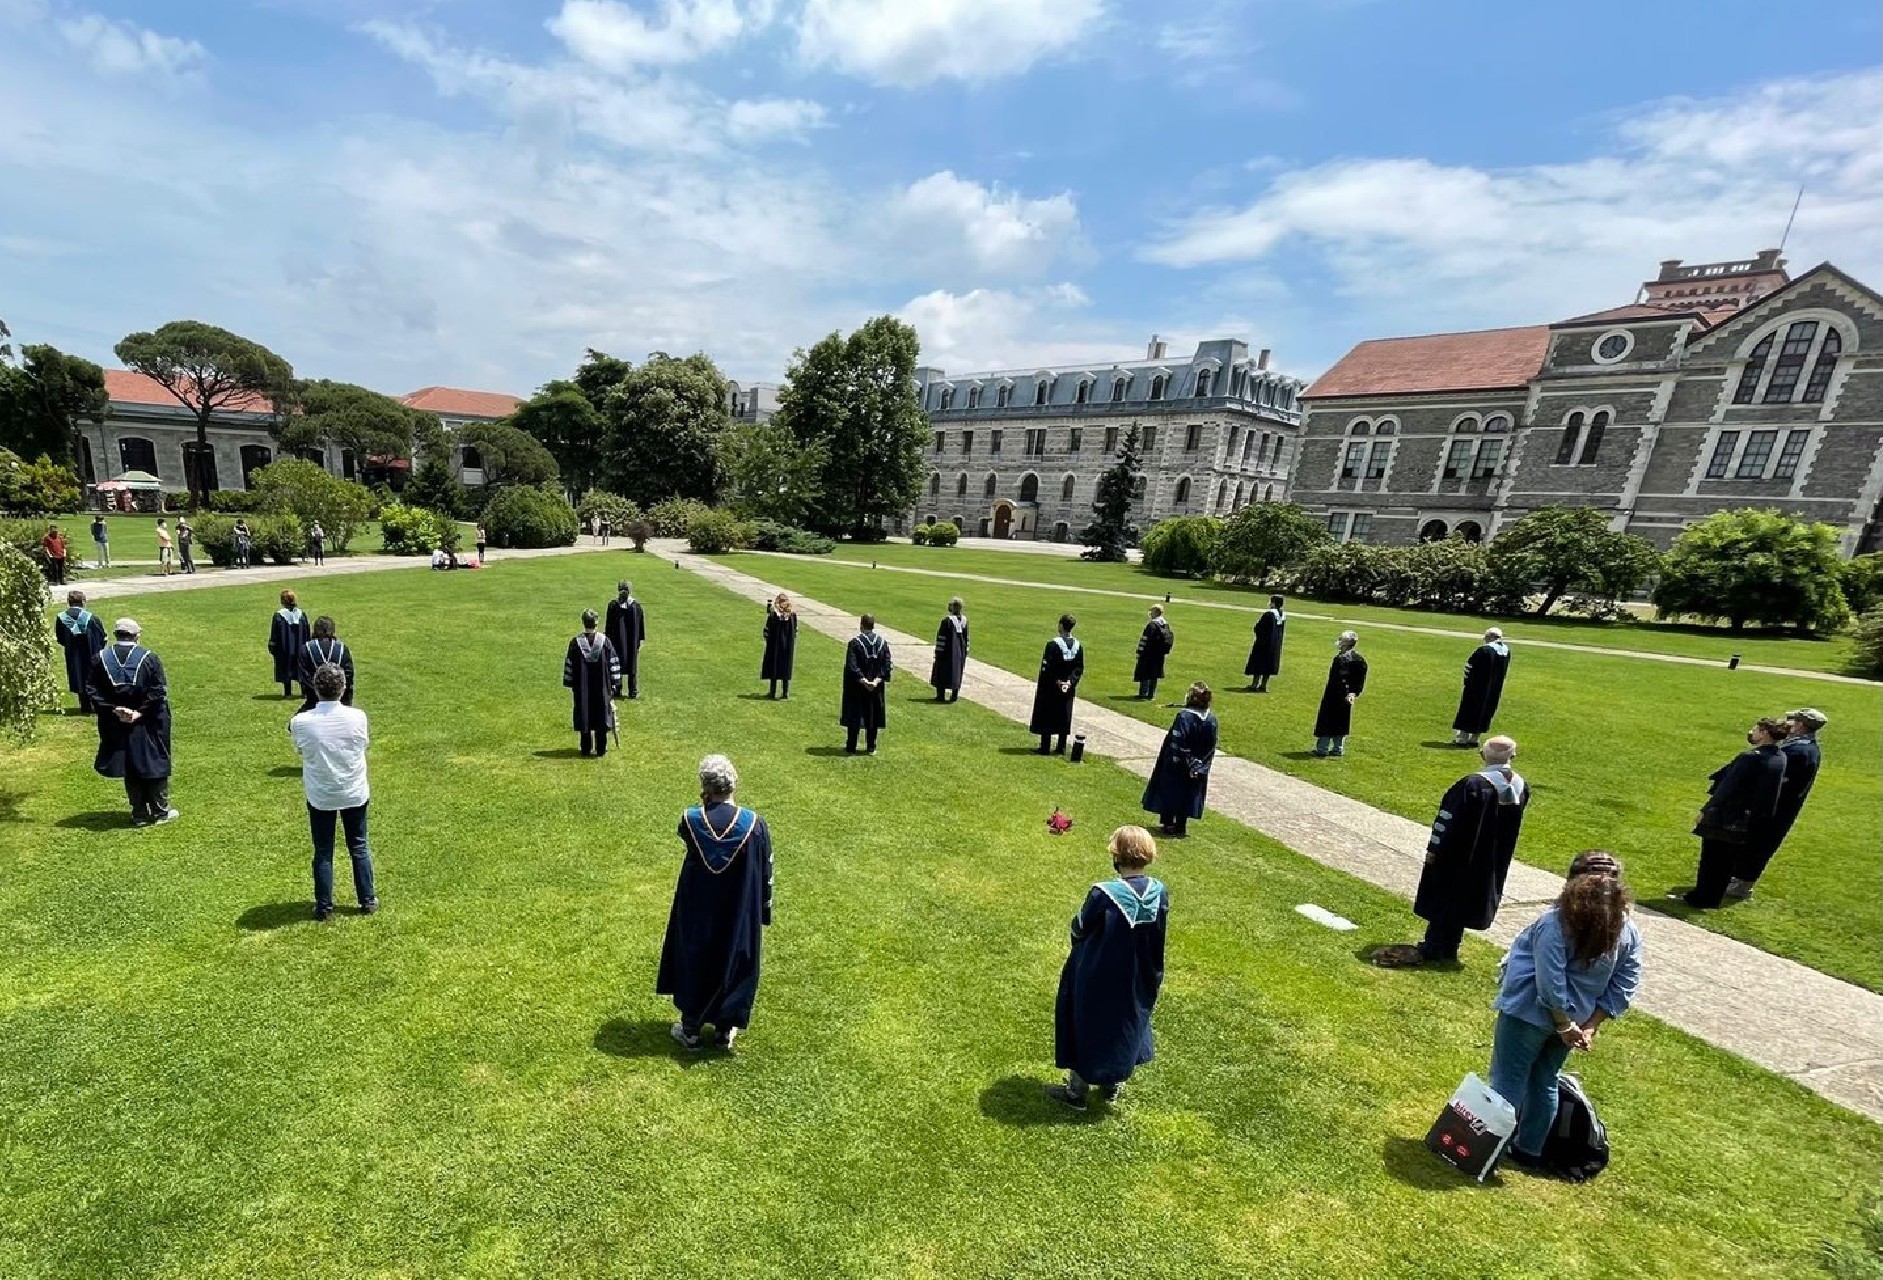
[[1312, 631, 1368, 757], [657, 754, 774, 1052], [176, 518, 195, 573], [298, 616, 355, 711], [87, 618, 177, 827], [840, 614, 892, 754], [1133, 605, 1174, 701], [1729, 708, 1827, 900], [1452, 628, 1511, 747], [475, 524, 488, 564], [564, 609, 620, 757], [1681, 718, 1786, 909], [308, 521, 326, 566], [1141, 683, 1218, 837], [233, 518, 253, 569], [1488, 869, 1640, 1175], [53, 590, 107, 713], [89, 514, 109, 568], [1047, 825, 1168, 1112], [598, 516, 612, 546], [269, 590, 310, 698], [41, 525, 68, 585], [1244, 595, 1286, 692], [289, 662, 378, 922], [1374, 736, 1529, 968], [605, 581, 646, 700], [762, 593, 797, 699], [1030, 614, 1084, 756], [930, 596, 969, 702], [155, 519, 174, 576]]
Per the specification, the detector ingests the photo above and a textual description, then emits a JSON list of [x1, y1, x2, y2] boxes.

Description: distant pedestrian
[[1244, 595, 1286, 692], [930, 596, 969, 702], [1452, 628, 1511, 746], [1047, 825, 1168, 1112], [88, 618, 176, 826], [563, 609, 619, 757], [269, 590, 311, 698], [605, 581, 645, 700], [233, 518, 253, 569], [90, 514, 110, 568], [1141, 683, 1218, 837], [298, 616, 355, 711], [41, 525, 68, 585], [308, 520, 326, 566], [1312, 630, 1367, 757], [840, 614, 891, 754], [155, 519, 174, 576], [1729, 708, 1827, 900], [1030, 614, 1083, 755], [289, 661, 378, 922], [1681, 717, 1786, 909], [1133, 605, 1173, 700], [598, 516, 612, 546], [176, 518, 195, 573], [762, 593, 797, 699], [53, 590, 107, 713], [475, 524, 488, 564]]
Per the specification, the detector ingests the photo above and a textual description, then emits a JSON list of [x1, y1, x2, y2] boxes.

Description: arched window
[[929, 472, 941, 495], [967, 386, 981, 409], [1075, 379, 1091, 405], [1174, 476, 1191, 503], [1019, 473, 1040, 502], [1215, 479, 1227, 509], [1803, 328, 1843, 403], [1111, 377, 1129, 402], [939, 387, 955, 410], [997, 384, 1013, 408], [1579, 410, 1609, 464], [984, 473, 997, 497], [1195, 369, 1213, 398], [120, 436, 158, 476], [1483, 414, 1509, 433], [1348, 420, 1371, 436], [1034, 379, 1051, 406], [1374, 419, 1397, 435], [1419, 519, 1449, 542], [956, 472, 969, 496], [1149, 375, 1167, 401], [1733, 333, 1773, 403], [1456, 521, 1484, 544], [1735, 320, 1847, 405], [180, 441, 215, 489], [1061, 474, 1076, 502], [240, 444, 273, 488], [1555, 411, 1585, 465], [1240, 433, 1256, 465], [1232, 481, 1244, 510], [1453, 416, 1480, 433]]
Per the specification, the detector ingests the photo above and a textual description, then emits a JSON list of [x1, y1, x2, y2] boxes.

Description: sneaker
[[670, 1023, 702, 1051], [1329, 749, 1345, 758], [1098, 1085, 1121, 1104], [154, 808, 180, 824], [360, 899, 380, 915], [1043, 1084, 1088, 1111], [712, 1026, 739, 1051], [1725, 878, 1755, 900]]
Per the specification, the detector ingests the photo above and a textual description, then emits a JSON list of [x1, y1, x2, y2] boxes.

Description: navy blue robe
[[840, 632, 892, 729], [88, 643, 172, 781], [1028, 635, 1084, 736], [656, 802, 774, 1028], [563, 633, 619, 732], [1749, 735, 1820, 856], [761, 607, 798, 681], [1133, 619, 1173, 682], [1054, 876, 1168, 1086], [299, 637, 355, 704], [1245, 609, 1284, 677], [54, 607, 107, 707], [1313, 649, 1368, 738], [268, 608, 310, 686], [1452, 642, 1510, 735], [930, 614, 969, 694], [1414, 767, 1528, 931], [606, 597, 645, 682], [1142, 709, 1219, 821]]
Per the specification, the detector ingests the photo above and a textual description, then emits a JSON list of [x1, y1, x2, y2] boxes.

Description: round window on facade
[[1592, 330, 1634, 364]]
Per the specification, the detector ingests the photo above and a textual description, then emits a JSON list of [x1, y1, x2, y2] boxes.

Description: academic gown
[[54, 607, 107, 706], [298, 637, 355, 705], [840, 633, 893, 729], [268, 608, 310, 686], [1414, 767, 1529, 931], [930, 615, 969, 694], [1313, 650, 1368, 738], [1452, 641, 1511, 735], [563, 633, 620, 732], [1133, 619, 1173, 683], [1054, 876, 1169, 1087], [1141, 709, 1219, 821], [88, 643, 172, 781], [1029, 636, 1084, 737], [605, 597, 646, 682], [1245, 609, 1285, 678], [761, 607, 798, 681], [656, 802, 774, 1028]]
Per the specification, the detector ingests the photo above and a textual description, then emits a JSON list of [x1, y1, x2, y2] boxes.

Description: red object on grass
[[1046, 808, 1073, 835]]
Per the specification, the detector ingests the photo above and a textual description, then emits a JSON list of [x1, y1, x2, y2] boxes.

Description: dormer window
[[1034, 378, 1051, 406], [1195, 369, 1213, 398], [1149, 375, 1167, 401], [938, 387, 955, 410], [997, 383, 1012, 408], [967, 386, 981, 409], [1733, 320, 1847, 405], [1111, 377, 1128, 402], [1076, 379, 1091, 405]]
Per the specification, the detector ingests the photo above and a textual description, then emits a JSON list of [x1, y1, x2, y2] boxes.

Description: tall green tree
[[276, 379, 435, 472], [1211, 502, 1331, 583], [115, 321, 293, 505], [598, 353, 730, 507], [573, 349, 634, 407], [716, 420, 827, 525], [773, 316, 928, 539], [403, 457, 469, 519], [1652, 508, 1851, 632], [1080, 423, 1142, 561], [1488, 505, 1660, 616], [456, 418, 560, 490], [0, 345, 107, 467], [512, 381, 606, 494]]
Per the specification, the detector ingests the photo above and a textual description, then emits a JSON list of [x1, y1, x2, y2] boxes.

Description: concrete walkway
[[671, 549, 1883, 1124]]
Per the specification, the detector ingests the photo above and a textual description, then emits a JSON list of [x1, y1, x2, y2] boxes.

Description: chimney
[[1754, 248, 1783, 270], [1656, 258, 1684, 282], [1256, 348, 1271, 370], [1148, 334, 1167, 361]]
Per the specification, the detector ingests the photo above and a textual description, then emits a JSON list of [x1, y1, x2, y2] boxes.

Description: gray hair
[[1338, 630, 1358, 647], [1484, 627, 1503, 642], [948, 596, 964, 613], [1481, 735, 1517, 764], [698, 754, 739, 799]]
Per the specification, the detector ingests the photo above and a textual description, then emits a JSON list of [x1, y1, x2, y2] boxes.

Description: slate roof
[[1303, 326, 1551, 399]]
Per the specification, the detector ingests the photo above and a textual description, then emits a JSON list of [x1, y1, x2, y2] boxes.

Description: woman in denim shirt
[[1490, 856, 1642, 1171]]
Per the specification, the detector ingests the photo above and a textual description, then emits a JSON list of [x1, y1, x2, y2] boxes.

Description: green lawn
[[2, 557, 1876, 1278], [831, 542, 1865, 675], [41, 514, 476, 579], [728, 551, 1883, 991]]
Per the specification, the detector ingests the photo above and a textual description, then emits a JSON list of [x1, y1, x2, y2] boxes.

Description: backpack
[[1540, 1073, 1609, 1182]]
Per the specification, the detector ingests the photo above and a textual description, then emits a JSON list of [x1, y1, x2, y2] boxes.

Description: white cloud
[[725, 96, 827, 140], [57, 12, 205, 80], [899, 284, 1146, 372], [547, 0, 772, 71], [797, 0, 1103, 88], [890, 170, 1081, 277]]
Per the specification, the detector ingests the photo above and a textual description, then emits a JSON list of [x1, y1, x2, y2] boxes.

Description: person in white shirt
[[288, 662, 378, 921]]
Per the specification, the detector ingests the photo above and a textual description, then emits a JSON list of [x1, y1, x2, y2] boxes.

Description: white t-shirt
[[289, 701, 371, 811]]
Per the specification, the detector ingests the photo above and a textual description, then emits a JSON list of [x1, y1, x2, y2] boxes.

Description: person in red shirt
[[41, 525, 68, 585]]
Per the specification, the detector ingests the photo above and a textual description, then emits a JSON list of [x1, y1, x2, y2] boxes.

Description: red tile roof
[[1304, 326, 1551, 399], [104, 368, 273, 413], [399, 386, 522, 419]]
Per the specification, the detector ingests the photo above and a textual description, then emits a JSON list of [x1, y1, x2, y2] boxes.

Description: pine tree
[[1080, 423, 1141, 561]]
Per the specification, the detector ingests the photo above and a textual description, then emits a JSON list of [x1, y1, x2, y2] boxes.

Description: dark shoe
[[1725, 878, 1755, 900], [1499, 1146, 1547, 1174], [670, 1023, 702, 1051], [1035, 745, 1051, 755], [1098, 1084, 1121, 1104], [1054, 743, 1068, 756], [314, 906, 333, 922], [711, 1026, 739, 1051], [360, 899, 379, 915], [1371, 944, 1427, 969], [1043, 1084, 1088, 1111]]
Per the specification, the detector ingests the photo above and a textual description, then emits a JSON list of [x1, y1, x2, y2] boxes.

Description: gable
[[1684, 263, 1883, 358]]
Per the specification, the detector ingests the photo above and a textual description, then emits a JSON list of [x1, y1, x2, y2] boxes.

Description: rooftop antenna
[[1777, 186, 1805, 255]]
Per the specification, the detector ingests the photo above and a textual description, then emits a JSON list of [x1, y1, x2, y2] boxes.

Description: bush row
[[910, 522, 960, 547], [186, 514, 303, 567], [684, 510, 835, 555]]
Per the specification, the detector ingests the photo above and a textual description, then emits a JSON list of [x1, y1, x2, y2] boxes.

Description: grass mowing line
[[725, 552, 1883, 994], [0, 557, 1877, 1278]]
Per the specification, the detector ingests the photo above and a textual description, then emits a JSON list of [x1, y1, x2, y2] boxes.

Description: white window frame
[[1590, 329, 1635, 365], [1726, 310, 1854, 408], [1701, 427, 1814, 483]]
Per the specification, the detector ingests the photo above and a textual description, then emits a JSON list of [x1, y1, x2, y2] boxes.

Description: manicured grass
[[728, 552, 1883, 991], [832, 542, 1864, 674], [2, 557, 1877, 1278], [41, 514, 476, 579]]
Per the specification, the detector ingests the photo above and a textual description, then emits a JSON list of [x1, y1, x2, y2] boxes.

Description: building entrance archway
[[1419, 519, 1449, 542], [992, 501, 1014, 539]]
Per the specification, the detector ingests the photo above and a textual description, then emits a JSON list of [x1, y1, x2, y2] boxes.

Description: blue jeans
[[309, 802, 376, 912], [1489, 1012, 1571, 1156], [1314, 736, 1346, 755]]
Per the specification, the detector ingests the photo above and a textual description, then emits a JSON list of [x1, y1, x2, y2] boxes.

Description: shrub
[[0, 451, 82, 516], [1848, 607, 1883, 681], [0, 517, 53, 572], [916, 521, 959, 547], [400, 457, 468, 521], [750, 520, 835, 555], [188, 513, 302, 567], [1653, 508, 1850, 632], [1211, 503, 1329, 583], [0, 542, 59, 743], [910, 526, 928, 546], [577, 489, 641, 531], [685, 508, 757, 554], [1489, 506, 1659, 617], [207, 489, 263, 513], [249, 459, 373, 552], [648, 497, 711, 538], [377, 503, 455, 556], [622, 518, 655, 551], [483, 482, 579, 549], [849, 523, 890, 544], [1289, 541, 1386, 604], [1840, 553, 1883, 618], [1141, 516, 1223, 578]]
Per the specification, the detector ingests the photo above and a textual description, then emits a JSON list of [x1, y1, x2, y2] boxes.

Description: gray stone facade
[[912, 337, 1306, 541]]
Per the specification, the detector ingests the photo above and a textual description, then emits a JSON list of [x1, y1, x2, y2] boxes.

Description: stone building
[[912, 336, 1306, 541], [727, 381, 780, 423], [396, 387, 524, 487], [1292, 252, 1883, 554]]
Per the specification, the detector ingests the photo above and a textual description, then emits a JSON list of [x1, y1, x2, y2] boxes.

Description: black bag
[[1540, 1073, 1609, 1182]]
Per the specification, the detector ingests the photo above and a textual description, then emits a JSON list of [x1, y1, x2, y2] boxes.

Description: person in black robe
[[53, 590, 107, 713], [840, 614, 892, 753], [1133, 605, 1173, 700], [1452, 628, 1511, 746], [88, 618, 177, 826], [761, 593, 798, 699], [1047, 825, 1168, 1111], [269, 590, 310, 698], [1730, 708, 1827, 899], [1374, 736, 1529, 967], [1312, 630, 1367, 757], [658, 753, 774, 1050], [1029, 614, 1084, 755], [1141, 683, 1219, 836], [929, 596, 969, 702], [298, 616, 355, 711], [1682, 717, 1787, 909], [605, 581, 646, 700], [563, 609, 620, 757], [1244, 595, 1286, 692]]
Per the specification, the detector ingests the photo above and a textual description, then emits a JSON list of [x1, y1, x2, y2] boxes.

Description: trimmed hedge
[[483, 483, 579, 549], [685, 509, 757, 554], [912, 521, 959, 547], [751, 521, 834, 555]]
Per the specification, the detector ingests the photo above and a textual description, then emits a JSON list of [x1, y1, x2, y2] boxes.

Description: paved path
[[671, 549, 1883, 1123]]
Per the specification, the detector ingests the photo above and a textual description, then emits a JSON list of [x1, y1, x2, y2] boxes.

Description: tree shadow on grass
[[978, 1075, 1103, 1127], [268, 765, 303, 778], [1381, 1135, 1485, 1192], [237, 901, 312, 931], [593, 1018, 718, 1068], [55, 811, 130, 831], [0, 791, 23, 823]]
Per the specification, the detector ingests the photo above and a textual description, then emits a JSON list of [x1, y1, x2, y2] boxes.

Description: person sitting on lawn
[[298, 616, 355, 711], [563, 609, 619, 757], [657, 754, 774, 1051], [269, 590, 310, 698], [53, 590, 107, 713], [1048, 825, 1169, 1111], [1141, 682, 1218, 837]]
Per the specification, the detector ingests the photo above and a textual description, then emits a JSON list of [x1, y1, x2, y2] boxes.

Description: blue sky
[[1, 0, 1878, 397]]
